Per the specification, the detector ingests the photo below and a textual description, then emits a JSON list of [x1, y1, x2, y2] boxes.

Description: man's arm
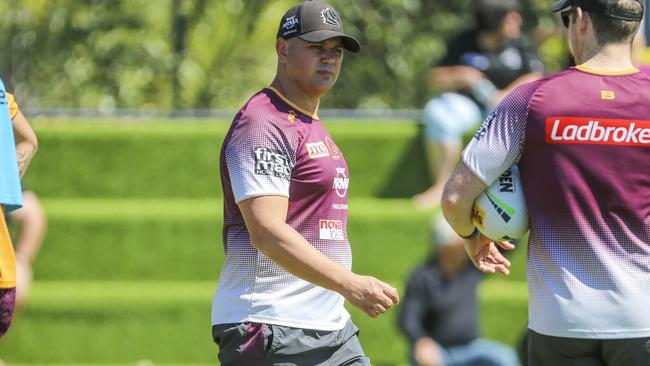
[[239, 195, 399, 318], [441, 162, 513, 275], [429, 65, 485, 92], [11, 191, 47, 264], [12, 110, 38, 178]]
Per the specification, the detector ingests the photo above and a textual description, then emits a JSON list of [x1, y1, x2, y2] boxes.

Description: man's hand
[[414, 337, 443, 366], [463, 233, 515, 275], [340, 274, 399, 318]]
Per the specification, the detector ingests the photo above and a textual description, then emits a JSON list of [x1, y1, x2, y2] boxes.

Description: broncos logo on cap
[[320, 8, 341, 27]]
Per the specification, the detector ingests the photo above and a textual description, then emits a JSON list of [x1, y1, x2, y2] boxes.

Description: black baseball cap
[[474, 0, 522, 31], [551, 0, 644, 21], [277, 0, 361, 53]]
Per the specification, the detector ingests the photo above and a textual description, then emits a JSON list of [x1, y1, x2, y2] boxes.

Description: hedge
[[24, 119, 430, 199], [32, 198, 527, 282]]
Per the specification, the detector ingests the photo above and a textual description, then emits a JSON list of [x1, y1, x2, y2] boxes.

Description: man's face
[[281, 37, 344, 98]]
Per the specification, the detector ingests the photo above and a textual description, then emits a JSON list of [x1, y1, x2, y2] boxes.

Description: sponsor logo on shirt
[[306, 141, 330, 159], [288, 110, 297, 123], [546, 117, 650, 146], [474, 113, 495, 141], [325, 136, 341, 160], [332, 203, 348, 210], [601, 90, 615, 100], [253, 147, 291, 180], [319, 219, 344, 240], [333, 167, 349, 198]]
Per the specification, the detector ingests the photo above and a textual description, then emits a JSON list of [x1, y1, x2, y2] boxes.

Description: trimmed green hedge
[[34, 198, 432, 281], [34, 198, 527, 282], [24, 119, 430, 199]]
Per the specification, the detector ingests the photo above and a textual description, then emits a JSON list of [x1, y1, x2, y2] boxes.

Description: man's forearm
[[12, 111, 38, 178], [251, 222, 353, 295], [15, 141, 36, 178], [441, 162, 487, 237]]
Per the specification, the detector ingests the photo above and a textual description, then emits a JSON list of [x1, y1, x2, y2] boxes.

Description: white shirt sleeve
[[462, 81, 541, 185], [224, 117, 296, 203]]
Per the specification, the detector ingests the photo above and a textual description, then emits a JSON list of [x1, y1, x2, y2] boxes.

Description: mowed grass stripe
[[40, 198, 433, 220], [26, 279, 526, 305]]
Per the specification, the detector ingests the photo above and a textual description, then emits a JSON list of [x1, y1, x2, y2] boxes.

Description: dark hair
[[474, 0, 522, 31], [589, 0, 643, 45]]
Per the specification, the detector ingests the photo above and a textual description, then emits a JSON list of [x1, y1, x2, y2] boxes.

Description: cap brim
[[299, 30, 361, 53], [551, 0, 574, 13]]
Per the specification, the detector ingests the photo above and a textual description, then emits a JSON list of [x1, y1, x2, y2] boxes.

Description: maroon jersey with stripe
[[463, 66, 650, 338], [213, 87, 352, 331]]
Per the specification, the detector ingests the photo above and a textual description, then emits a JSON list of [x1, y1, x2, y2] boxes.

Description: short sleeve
[[7, 93, 19, 120], [462, 80, 542, 184], [224, 116, 297, 203]]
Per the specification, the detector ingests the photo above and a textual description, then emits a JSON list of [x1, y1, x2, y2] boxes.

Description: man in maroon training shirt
[[212, 1, 399, 365], [442, 0, 650, 365]]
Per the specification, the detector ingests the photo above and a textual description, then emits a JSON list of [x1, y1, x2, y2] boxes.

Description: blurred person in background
[[442, 0, 650, 364], [6, 189, 47, 309], [0, 88, 38, 337], [398, 213, 519, 366], [413, 0, 544, 210], [212, 1, 399, 365]]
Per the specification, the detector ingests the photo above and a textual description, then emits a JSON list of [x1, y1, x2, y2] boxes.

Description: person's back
[[442, 0, 650, 364], [512, 66, 650, 337]]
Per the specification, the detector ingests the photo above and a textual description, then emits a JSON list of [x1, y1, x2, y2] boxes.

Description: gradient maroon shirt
[[213, 87, 352, 331], [463, 65, 650, 338]]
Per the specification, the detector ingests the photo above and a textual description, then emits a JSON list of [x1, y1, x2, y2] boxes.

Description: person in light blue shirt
[[0, 81, 38, 337]]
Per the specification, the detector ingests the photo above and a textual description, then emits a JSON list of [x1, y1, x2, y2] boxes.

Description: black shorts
[[528, 329, 650, 366], [213, 319, 370, 366], [0, 287, 16, 337]]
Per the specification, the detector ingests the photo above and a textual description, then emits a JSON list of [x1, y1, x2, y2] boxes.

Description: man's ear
[[575, 7, 589, 34], [276, 38, 289, 62]]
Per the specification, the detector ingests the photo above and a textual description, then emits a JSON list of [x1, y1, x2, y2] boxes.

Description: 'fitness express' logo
[[253, 147, 291, 180]]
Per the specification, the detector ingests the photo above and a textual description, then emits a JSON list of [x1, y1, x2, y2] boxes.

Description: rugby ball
[[472, 165, 529, 241]]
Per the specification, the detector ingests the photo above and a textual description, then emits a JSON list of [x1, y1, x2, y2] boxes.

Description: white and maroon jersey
[[212, 87, 351, 331], [462, 66, 650, 339]]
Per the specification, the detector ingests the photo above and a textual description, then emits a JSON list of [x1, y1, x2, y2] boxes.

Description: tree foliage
[[0, 0, 562, 110]]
